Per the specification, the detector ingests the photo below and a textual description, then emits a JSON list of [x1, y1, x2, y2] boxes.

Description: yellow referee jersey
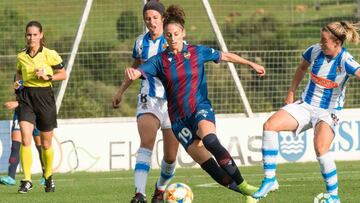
[[17, 46, 64, 87]]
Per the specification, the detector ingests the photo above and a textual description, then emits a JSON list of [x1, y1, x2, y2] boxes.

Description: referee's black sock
[[200, 158, 242, 193], [202, 133, 244, 185]]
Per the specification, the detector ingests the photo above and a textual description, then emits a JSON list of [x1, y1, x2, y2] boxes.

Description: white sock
[[134, 147, 152, 195], [156, 159, 176, 191], [317, 152, 338, 196], [262, 131, 279, 179]]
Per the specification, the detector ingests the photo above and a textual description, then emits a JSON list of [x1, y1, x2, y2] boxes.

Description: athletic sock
[[156, 159, 176, 191], [262, 131, 279, 179], [20, 145, 32, 181], [8, 140, 21, 179], [134, 147, 152, 195], [202, 133, 244, 184], [42, 146, 54, 179], [317, 152, 338, 196]]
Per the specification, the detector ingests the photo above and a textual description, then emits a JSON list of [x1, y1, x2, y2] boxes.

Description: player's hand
[[250, 63, 266, 77], [284, 91, 295, 104], [125, 68, 141, 81], [35, 68, 47, 80], [112, 92, 123, 109], [4, 101, 19, 110], [14, 80, 22, 90]]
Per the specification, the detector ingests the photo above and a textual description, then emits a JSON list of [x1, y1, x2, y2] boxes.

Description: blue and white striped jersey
[[132, 32, 167, 98], [301, 44, 360, 110]]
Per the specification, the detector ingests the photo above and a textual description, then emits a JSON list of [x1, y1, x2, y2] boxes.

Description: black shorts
[[18, 87, 57, 132]]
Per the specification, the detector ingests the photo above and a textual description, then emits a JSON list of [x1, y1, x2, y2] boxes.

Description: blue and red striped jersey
[[139, 43, 221, 121]]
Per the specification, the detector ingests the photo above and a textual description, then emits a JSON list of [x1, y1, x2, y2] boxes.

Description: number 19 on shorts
[[178, 127, 192, 144]]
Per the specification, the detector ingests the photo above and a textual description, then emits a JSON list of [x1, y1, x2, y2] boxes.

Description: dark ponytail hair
[[25, 21, 46, 47], [163, 5, 185, 29]]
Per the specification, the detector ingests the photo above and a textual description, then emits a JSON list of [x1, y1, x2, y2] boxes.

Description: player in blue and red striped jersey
[[122, 5, 265, 202], [113, 1, 179, 203], [253, 21, 360, 202]]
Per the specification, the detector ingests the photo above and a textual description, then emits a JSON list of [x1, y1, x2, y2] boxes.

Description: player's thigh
[[313, 121, 334, 156], [19, 121, 35, 146], [137, 113, 160, 148], [196, 120, 216, 139], [264, 109, 299, 132], [187, 140, 211, 165], [162, 128, 179, 162]]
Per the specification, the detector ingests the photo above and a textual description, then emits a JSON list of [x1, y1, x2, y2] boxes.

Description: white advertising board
[[0, 109, 359, 173]]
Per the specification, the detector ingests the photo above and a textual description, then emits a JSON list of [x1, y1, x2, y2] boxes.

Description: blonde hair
[[322, 21, 360, 45]]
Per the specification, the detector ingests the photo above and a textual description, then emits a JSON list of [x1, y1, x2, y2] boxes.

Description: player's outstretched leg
[[202, 133, 258, 196], [151, 159, 176, 203], [253, 131, 280, 199]]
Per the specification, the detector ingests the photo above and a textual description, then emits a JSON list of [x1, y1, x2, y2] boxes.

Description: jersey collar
[[145, 32, 164, 43], [166, 41, 188, 56], [26, 46, 43, 58]]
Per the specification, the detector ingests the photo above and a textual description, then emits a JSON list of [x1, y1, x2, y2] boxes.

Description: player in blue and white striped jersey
[[253, 21, 360, 203], [112, 1, 179, 203]]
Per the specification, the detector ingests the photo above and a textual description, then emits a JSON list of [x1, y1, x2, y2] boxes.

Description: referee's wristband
[[47, 75, 53, 81]]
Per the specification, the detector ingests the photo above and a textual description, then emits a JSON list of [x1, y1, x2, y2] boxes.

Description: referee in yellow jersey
[[15, 21, 67, 194]]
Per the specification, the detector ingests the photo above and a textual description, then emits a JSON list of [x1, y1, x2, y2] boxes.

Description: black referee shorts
[[18, 87, 57, 132]]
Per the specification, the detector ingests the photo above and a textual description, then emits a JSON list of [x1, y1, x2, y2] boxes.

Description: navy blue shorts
[[171, 103, 215, 150]]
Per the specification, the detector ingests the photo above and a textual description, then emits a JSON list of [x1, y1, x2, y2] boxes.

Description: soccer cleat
[[245, 195, 258, 203], [18, 180, 33, 194], [130, 193, 147, 203], [0, 176, 16, 185], [150, 184, 165, 203], [252, 177, 279, 199], [44, 175, 55, 192], [238, 180, 259, 196], [40, 175, 45, 186]]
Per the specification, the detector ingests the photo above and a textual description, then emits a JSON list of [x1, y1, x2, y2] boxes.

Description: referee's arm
[[51, 67, 67, 81]]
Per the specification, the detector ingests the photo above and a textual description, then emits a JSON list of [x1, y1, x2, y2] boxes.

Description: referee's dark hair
[[25, 21, 46, 46]]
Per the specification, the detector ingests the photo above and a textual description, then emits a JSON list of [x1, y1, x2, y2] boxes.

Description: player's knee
[[21, 139, 32, 147], [315, 143, 329, 156], [163, 157, 176, 164], [263, 120, 278, 131], [41, 140, 52, 150]]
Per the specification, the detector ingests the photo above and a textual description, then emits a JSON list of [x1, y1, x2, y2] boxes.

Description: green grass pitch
[[1, 161, 359, 202]]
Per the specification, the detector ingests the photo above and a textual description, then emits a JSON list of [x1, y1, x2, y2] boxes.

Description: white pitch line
[[195, 183, 306, 188], [34, 170, 360, 183]]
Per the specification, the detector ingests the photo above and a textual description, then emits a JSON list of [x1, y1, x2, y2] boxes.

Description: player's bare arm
[[355, 68, 360, 80], [112, 59, 140, 108], [221, 52, 266, 77], [285, 59, 310, 104]]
